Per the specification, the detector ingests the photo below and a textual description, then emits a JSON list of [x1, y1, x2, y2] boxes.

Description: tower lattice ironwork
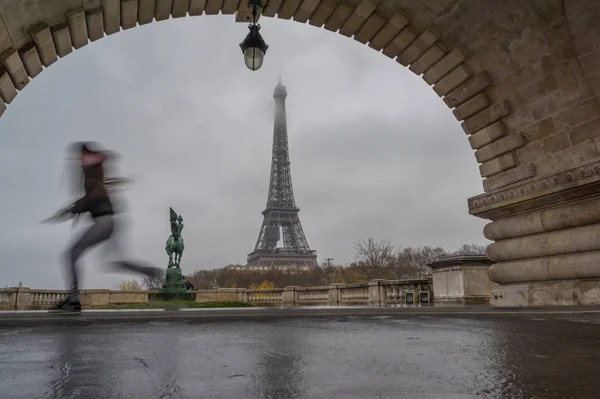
[[247, 78, 318, 269]]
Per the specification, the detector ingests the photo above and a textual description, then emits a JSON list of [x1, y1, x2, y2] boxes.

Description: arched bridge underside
[[0, 0, 599, 306]]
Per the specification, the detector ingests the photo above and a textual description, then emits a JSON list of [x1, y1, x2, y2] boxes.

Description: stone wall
[[0, 279, 433, 310]]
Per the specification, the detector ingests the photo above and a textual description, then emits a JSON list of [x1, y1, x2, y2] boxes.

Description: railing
[[0, 288, 15, 309], [380, 280, 432, 306], [0, 279, 434, 310], [339, 284, 370, 305], [247, 288, 284, 306], [29, 290, 69, 309], [296, 286, 330, 306]]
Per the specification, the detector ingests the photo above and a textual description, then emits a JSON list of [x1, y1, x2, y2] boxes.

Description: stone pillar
[[328, 283, 343, 306], [282, 286, 298, 306], [429, 255, 494, 305], [368, 280, 385, 306], [15, 287, 30, 310], [469, 169, 600, 306]]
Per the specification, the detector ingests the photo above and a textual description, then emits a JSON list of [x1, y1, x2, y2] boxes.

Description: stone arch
[[1, 0, 600, 306], [1, 0, 520, 186]]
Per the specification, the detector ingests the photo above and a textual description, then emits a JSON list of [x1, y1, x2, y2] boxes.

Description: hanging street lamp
[[239, 0, 269, 71]]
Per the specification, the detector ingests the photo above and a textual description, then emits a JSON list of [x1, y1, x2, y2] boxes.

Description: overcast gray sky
[[0, 15, 488, 289]]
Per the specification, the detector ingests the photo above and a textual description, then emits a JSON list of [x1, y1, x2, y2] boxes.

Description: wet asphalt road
[[1, 313, 600, 399]]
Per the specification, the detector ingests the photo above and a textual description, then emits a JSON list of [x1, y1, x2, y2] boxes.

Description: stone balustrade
[[0, 279, 434, 310]]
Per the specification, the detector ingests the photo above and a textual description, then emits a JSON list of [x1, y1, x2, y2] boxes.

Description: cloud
[[0, 16, 487, 289]]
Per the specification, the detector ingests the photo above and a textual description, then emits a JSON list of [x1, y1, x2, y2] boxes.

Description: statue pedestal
[[149, 266, 196, 301], [149, 290, 195, 302], [164, 266, 183, 289]]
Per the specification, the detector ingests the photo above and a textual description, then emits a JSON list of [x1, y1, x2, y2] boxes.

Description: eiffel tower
[[247, 78, 318, 269]]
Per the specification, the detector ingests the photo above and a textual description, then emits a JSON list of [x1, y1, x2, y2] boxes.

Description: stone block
[[51, 23, 73, 58], [518, 72, 559, 107], [577, 279, 600, 305], [354, 12, 385, 44], [482, 163, 536, 192], [278, 0, 302, 20], [155, 0, 173, 20], [429, 255, 494, 305], [294, 0, 321, 23], [139, 0, 158, 23], [282, 286, 299, 306], [492, 279, 600, 307], [221, 0, 239, 15], [475, 133, 524, 163], [396, 29, 439, 67], [109, 290, 148, 304], [217, 288, 245, 302], [382, 27, 416, 58], [453, 93, 490, 120], [339, 0, 377, 37], [172, 0, 191, 18], [80, 289, 111, 306], [30, 22, 57, 67], [433, 64, 470, 95], [0, 101, 5, 118], [102, 0, 121, 34], [520, 117, 556, 142], [0, 67, 17, 104], [579, 49, 600, 77], [18, 43, 43, 78], [535, 139, 600, 177], [555, 58, 593, 99], [469, 121, 506, 149], [409, 44, 445, 75], [516, 142, 543, 164], [307, 0, 336, 27], [444, 73, 491, 108], [195, 289, 218, 302], [571, 26, 600, 58], [479, 152, 516, 177], [462, 100, 510, 134], [542, 131, 571, 154], [368, 12, 408, 50], [553, 97, 600, 133], [0, 48, 29, 90], [86, 8, 104, 41], [588, 71, 600, 97], [15, 288, 30, 310], [490, 283, 530, 307], [569, 116, 600, 145], [368, 279, 385, 306], [423, 48, 467, 85], [66, 7, 89, 50], [121, 0, 139, 28], [324, 3, 353, 32]]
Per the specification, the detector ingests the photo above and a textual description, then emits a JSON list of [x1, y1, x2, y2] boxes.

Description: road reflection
[[0, 315, 598, 398]]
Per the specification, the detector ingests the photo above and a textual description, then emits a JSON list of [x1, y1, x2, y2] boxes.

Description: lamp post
[[239, 0, 269, 71]]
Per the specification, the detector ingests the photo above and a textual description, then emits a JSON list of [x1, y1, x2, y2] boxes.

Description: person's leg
[[103, 215, 163, 281], [64, 215, 114, 305]]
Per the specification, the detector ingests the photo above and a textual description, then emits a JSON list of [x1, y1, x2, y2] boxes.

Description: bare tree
[[142, 270, 165, 289], [353, 236, 395, 268], [452, 243, 487, 255], [394, 246, 447, 279]]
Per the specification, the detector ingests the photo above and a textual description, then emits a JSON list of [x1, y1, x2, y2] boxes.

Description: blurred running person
[[43, 142, 161, 313]]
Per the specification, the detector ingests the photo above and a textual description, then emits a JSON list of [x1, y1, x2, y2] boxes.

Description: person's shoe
[[50, 300, 82, 314]]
